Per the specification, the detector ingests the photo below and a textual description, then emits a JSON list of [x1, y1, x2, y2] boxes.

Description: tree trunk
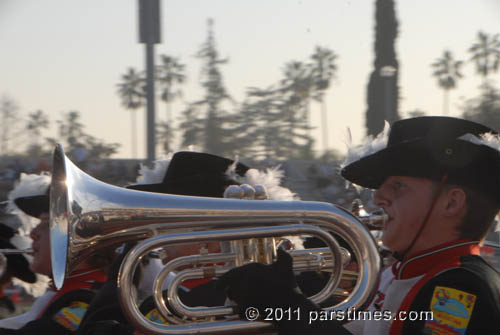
[[321, 99, 329, 151], [443, 89, 449, 115], [131, 110, 137, 158]]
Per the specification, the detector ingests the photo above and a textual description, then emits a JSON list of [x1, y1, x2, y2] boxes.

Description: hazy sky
[[1, 0, 499, 159]]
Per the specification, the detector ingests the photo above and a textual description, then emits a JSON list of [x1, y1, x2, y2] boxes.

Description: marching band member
[[218, 116, 500, 334], [0, 203, 37, 315], [0, 173, 113, 335]]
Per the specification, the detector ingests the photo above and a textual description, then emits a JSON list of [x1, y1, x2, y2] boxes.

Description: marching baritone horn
[[49, 143, 383, 335]]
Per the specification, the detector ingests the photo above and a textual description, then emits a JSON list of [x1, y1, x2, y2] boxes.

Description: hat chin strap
[[393, 174, 448, 261]]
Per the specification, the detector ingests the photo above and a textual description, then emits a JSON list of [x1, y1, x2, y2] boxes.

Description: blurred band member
[[0, 173, 114, 335], [0, 202, 37, 315]]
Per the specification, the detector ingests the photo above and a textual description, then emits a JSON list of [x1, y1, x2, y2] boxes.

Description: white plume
[[226, 163, 302, 248], [134, 154, 173, 185], [7, 173, 51, 237], [226, 164, 298, 201], [342, 121, 390, 167], [459, 132, 500, 152], [12, 274, 50, 298], [8, 173, 51, 200], [9, 211, 40, 238], [9, 235, 31, 252], [0, 210, 23, 232]]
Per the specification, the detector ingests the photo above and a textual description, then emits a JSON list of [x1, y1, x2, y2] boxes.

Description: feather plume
[[342, 121, 390, 167], [459, 132, 500, 152], [0, 211, 23, 232], [226, 164, 301, 248], [12, 274, 50, 298], [226, 164, 298, 201], [7, 173, 51, 237], [134, 149, 198, 185], [8, 211, 40, 238], [134, 154, 173, 185], [8, 173, 51, 200]]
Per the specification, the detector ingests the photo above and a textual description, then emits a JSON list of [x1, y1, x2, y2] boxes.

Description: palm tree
[[281, 61, 314, 135], [310, 46, 337, 151], [156, 55, 185, 154], [468, 31, 500, 85], [431, 50, 463, 115], [156, 120, 173, 154], [157, 55, 186, 122], [117, 67, 145, 158]]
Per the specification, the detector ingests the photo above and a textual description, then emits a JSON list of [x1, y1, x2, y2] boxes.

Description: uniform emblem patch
[[53, 301, 89, 331], [424, 286, 476, 335], [145, 308, 169, 325]]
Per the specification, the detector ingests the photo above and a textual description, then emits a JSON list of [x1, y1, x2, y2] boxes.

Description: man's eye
[[392, 181, 404, 190]]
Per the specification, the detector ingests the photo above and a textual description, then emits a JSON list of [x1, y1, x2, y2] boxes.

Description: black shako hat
[[341, 116, 500, 204], [127, 151, 250, 197], [13, 188, 50, 219]]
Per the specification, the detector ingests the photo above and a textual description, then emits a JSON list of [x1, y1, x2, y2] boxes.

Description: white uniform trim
[[397, 240, 479, 280], [0, 290, 56, 329], [345, 267, 424, 335]]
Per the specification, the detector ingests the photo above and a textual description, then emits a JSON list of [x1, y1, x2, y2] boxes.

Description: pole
[[380, 66, 396, 123], [145, 42, 156, 162], [139, 0, 161, 162]]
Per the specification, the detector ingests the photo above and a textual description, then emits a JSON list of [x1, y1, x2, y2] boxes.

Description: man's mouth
[[383, 216, 394, 228]]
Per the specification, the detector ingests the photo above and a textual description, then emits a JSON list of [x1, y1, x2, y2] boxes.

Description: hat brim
[[341, 139, 441, 189], [0, 238, 36, 283], [126, 183, 165, 193], [14, 195, 49, 218], [126, 174, 239, 198], [342, 139, 500, 203]]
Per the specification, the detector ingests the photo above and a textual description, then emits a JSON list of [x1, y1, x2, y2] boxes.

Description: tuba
[[50, 144, 383, 334]]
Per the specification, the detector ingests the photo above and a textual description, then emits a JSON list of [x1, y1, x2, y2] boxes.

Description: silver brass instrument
[[50, 143, 383, 334]]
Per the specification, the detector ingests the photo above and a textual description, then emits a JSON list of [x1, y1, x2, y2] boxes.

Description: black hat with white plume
[[127, 151, 250, 197], [11, 173, 51, 219], [341, 116, 500, 205]]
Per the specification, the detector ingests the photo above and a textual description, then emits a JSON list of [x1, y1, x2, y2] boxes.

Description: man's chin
[[381, 235, 398, 252]]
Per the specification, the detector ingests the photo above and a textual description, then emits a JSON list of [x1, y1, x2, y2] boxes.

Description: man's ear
[[442, 187, 467, 218]]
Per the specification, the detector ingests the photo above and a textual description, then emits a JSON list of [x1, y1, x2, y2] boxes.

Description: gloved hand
[[216, 248, 352, 335], [216, 249, 305, 316]]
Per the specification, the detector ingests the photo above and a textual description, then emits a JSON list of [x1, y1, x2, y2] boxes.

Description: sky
[[1, 0, 500, 159]]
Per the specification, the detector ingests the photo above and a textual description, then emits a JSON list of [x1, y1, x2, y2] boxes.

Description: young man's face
[[29, 212, 52, 276], [373, 176, 437, 254]]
